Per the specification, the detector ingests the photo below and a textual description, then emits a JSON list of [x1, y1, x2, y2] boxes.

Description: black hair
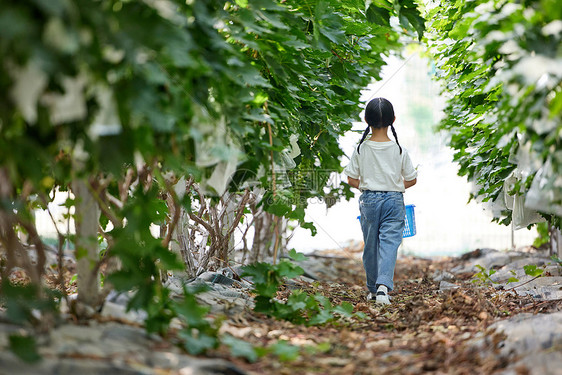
[[356, 97, 402, 154]]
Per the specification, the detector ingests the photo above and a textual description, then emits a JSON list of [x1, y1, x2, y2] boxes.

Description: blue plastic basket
[[403, 204, 416, 238], [357, 204, 416, 238]]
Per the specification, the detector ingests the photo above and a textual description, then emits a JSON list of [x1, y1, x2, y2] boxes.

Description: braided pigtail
[[390, 124, 402, 154], [356, 127, 370, 154]]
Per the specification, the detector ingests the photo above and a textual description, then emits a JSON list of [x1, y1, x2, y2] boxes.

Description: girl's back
[[346, 139, 416, 193]]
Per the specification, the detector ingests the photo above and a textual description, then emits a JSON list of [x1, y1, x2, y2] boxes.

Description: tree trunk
[[72, 178, 101, 314], [552, 225, 562, 259], [176, 208, 196, 278], [250, 208, 275, 263], [219, 192, 236, 266]]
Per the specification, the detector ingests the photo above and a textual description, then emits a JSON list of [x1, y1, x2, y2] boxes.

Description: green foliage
[[1, 282, 59, 363], [533, 222, 550, 248], [507, 270, 519, 284], [222, 334, 261, 362], [8, 335, 41, 364], [1, 0, 426, 360], [174, 285, 221, 355], [0, 282, 60, 326], [270, 340, 301, 362], [523, 264, 544, 278], [426, 0, 562, 224], [288, 248, 307, 262], [241, 256, 363, 326], [471, 264, 497, 284], [223, 334, 331, 363]]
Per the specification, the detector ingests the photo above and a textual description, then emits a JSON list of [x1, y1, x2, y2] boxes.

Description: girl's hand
[[404, 178, 417, 189], [347, 176, 360, 189]]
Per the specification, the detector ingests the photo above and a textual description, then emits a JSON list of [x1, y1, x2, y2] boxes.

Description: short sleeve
[[401, 149, 417, 181], [343, 149, 361, 179]]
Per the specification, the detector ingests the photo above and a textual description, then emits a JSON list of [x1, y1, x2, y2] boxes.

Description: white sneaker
[[375, 285, 390, 305], [375, 291, 390, 305]]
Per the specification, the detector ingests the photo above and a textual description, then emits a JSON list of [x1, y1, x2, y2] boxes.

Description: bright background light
[[288, 51, 537, 256]]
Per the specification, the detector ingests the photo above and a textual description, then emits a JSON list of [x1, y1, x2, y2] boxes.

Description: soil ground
[[211, 248, 562, 375]]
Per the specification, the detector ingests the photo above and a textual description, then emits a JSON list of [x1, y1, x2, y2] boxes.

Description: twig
[[86, 180, 122, 229], [17, 219, 47, 285], [155, 170, 183, 250], [119, 168, 136, 203], [521, 298, 562, 311], [42, 196, 70, 305], [505, 275, 542, 292]]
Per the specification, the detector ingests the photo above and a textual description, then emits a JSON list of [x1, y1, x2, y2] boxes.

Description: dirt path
[[212, 251, 561, 374]]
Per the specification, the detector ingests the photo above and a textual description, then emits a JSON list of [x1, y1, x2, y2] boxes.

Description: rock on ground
[[473, 312, 562, 375], [0, 320, 246, 375]]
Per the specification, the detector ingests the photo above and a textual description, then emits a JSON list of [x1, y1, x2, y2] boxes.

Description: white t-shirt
[[343, 140, 417, 192]]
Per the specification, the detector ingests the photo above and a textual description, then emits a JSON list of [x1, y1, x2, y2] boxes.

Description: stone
[[0, 319, 247, 375], [439, 281, 460, 291], [105, 290, 135, 306], [290, 254, 342, 282], [381, 349, 415, 359], [432, 270, 455, 282], [459, 248, 497, 261], [450, 250, 528, 274], [198, 271, 235, 286], [100, 301, 147, 325], [472, 312, 562, 375], [195, 287, 253, 315], [503, 277, 562, 301]]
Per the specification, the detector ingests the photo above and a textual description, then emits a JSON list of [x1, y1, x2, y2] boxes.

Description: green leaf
[[106, 270, 144, 291], [287, 207, 305, 221], [9, 335, 41, 363], [179, 330, 218, 355], [354, 311, 367, 319], [222, 335, 259, 362], [271, 340, 300, 362], [523, 264, 544, 278], [276, 260, 304, 279], [264, 200, 291, 217], [308, 308, 334, 325], [173, 293, 211, 327], [303, 340, 331, 355], [288, 249, 307, 262], [154, 247, 184, 271], [366, 3, 391, 26], [301, 222, 317, 236], [333, 301, 354, 317], [241, 262, 276, 286]]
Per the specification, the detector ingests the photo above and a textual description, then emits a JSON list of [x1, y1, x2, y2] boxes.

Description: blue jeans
[[359, 191, 405, 292]]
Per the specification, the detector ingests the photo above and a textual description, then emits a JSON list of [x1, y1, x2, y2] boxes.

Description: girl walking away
[[344, 98, 417, 305]]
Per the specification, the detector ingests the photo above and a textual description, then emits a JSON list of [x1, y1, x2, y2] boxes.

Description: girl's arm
[[347, 176, 360, 189], [404, 178, 417, 189]]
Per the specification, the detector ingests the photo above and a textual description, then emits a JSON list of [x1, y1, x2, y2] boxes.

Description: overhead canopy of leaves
[[426, 0, 562, 224], [1, 0, 425, 207]]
